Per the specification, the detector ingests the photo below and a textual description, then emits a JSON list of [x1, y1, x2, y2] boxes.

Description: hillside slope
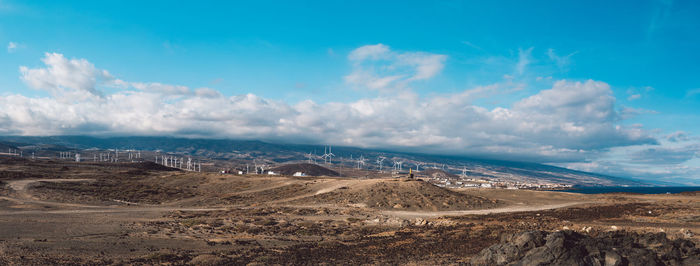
[[0, 136, 650, 186]]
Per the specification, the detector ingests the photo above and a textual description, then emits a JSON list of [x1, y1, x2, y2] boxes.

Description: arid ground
[[0, 157, 697, 265]]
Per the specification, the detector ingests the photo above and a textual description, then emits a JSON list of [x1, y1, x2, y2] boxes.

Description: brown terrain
[[0, 156, 697, 265]]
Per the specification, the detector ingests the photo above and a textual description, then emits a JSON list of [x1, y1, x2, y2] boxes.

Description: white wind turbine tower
[[376, 156, 386, 172], [307, 152, 315, 164], [320, 146, 329, 164], [461, 167, 468, 178], [397, 161, 403, 171], [326, 146, 335, 165], [392, 160, 398, 171], [415, 162, 423, 171], [259, 163, 267, 175], [356, 155, 366, 169]]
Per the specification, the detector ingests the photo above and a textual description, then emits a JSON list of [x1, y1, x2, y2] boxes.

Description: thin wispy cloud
[[626, 86, 654, 101], [546, 48, 578, 71], [647, 0, 674, 39], [515, 47, 533, 75], [6, 41, 20, 53], [685, 88, 700, 98], [461, 40, 485, 51], [344, 44, 447, 91]]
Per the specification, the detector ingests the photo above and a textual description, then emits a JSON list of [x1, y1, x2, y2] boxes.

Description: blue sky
[[0, 1, 699, 184]]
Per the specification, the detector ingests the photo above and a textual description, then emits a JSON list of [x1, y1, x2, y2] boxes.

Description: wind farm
[[0, 136, 697, 264]]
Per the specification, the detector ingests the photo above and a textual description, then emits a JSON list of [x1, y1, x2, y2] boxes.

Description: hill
[[422, 168, 458, 179], [0, 135, 651, 186], [292, 179, 502, 211], [270, 163, 340, 176]]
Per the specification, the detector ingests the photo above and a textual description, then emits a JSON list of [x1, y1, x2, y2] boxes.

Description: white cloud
[[560, 137, 700, 185], [626, 86, 653, 101], [667, 131, 688, 142], [1, 53, 658, 163], [347, 44, 391, 61], [627, 94, 641, 100], [19, 53, 114, 99], [130, 82, 191, 96], [7, 48, 694, 182], [17, 52, 219, 101], [7, 41, 19, 53], [629, 144, 699, 165], [344, 44, 446, 91]]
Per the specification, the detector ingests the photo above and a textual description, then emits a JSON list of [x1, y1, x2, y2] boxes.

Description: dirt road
[[383, 201, 592, 218], [1, 178, 587, 218]]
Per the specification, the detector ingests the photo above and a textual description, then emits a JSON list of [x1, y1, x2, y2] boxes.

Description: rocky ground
[[0, 156, 697, 265], [471, 230, 698, 265]]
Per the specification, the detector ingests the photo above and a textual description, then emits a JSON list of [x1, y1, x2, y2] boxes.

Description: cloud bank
[[0, 51, 660, 165]]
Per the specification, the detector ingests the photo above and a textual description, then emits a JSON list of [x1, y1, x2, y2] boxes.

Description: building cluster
[[425, 175, 573, 190]]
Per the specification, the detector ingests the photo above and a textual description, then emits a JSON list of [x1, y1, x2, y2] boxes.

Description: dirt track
[[383, 201, 592, 218]]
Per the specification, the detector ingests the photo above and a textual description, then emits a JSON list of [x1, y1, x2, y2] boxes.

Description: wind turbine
[[321, 146, 329, 164], [356, 155, 366, 169], [376, 156, 386, 172], [415, 162, 423, 171], [326, 146, 335, 165]]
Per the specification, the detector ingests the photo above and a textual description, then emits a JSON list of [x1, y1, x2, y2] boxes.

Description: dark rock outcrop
[[470, 230, 699, 266]]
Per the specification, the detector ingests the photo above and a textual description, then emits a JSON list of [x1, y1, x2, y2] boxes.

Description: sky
[[0, 0, 699, 184]]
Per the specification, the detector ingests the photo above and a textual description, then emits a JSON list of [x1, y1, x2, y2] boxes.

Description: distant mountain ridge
[[0, 135, 655, 187]]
